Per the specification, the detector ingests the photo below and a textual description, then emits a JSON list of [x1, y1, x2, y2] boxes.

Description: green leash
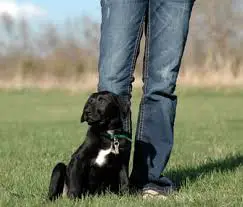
[[101, 132, 131, 154], [101, 133, 132, 142]]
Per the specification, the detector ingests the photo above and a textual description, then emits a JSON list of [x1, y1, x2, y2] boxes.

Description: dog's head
[[81, 91, 128, 129]]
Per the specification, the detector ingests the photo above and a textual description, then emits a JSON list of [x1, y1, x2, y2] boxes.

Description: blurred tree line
[[0, 0, 242, 86]]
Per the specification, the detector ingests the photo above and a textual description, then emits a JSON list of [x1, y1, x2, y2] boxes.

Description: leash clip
[[112, 138, 119, 155]]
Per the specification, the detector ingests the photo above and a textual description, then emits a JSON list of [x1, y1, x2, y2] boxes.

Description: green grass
[[0, 88, 243, 206]]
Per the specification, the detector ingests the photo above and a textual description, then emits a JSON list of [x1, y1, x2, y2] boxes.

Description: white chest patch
[[95, 147, 112, 167]]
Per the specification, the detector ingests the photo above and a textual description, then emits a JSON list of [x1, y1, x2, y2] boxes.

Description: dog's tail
[[48, 162, 67, 201]]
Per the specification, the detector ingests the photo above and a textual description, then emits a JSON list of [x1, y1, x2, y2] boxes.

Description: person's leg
[[130, 0, 195, 189], [98, 0, 148, 135]]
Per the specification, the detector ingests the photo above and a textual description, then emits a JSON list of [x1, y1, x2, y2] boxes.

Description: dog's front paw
[[119, 183, 129, 194], [67, 190, 81, 199]]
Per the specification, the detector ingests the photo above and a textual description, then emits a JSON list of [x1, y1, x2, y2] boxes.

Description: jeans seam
[[124, 12, 146, 133], [137, 5, 150, 141], [128, 15, 146, 95]]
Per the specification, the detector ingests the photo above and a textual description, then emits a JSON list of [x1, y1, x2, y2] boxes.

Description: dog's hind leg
[[48, 162, 67, 201]]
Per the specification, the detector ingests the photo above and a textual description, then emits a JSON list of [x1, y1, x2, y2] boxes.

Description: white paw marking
[[62, 183, 68, 197]]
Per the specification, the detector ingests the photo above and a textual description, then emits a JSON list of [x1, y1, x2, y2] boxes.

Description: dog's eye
[[89, 98, 95, 104]]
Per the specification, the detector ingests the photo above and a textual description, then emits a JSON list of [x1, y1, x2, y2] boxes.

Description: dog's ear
[[80, 102, 88, 123], [80, 111, 86, 123]]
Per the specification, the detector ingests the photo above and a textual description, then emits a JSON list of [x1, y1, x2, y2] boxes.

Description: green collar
[[101, 132, 132, 142]]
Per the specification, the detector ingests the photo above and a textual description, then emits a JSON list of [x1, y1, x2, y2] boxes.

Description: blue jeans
[[98, 0, 194, 188]]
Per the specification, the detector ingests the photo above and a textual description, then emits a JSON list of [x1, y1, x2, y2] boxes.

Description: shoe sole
[[142, 189, 167, 200]]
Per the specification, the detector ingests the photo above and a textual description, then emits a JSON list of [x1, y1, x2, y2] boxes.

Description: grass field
[[0, 88, 242, 207]]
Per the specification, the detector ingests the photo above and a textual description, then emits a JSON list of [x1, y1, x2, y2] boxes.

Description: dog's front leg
[[119, 164, 129, 193], [67, 173, 82, 199]]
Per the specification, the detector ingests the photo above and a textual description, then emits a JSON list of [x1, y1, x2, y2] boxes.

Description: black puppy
[[48, 91, 131, 201]]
